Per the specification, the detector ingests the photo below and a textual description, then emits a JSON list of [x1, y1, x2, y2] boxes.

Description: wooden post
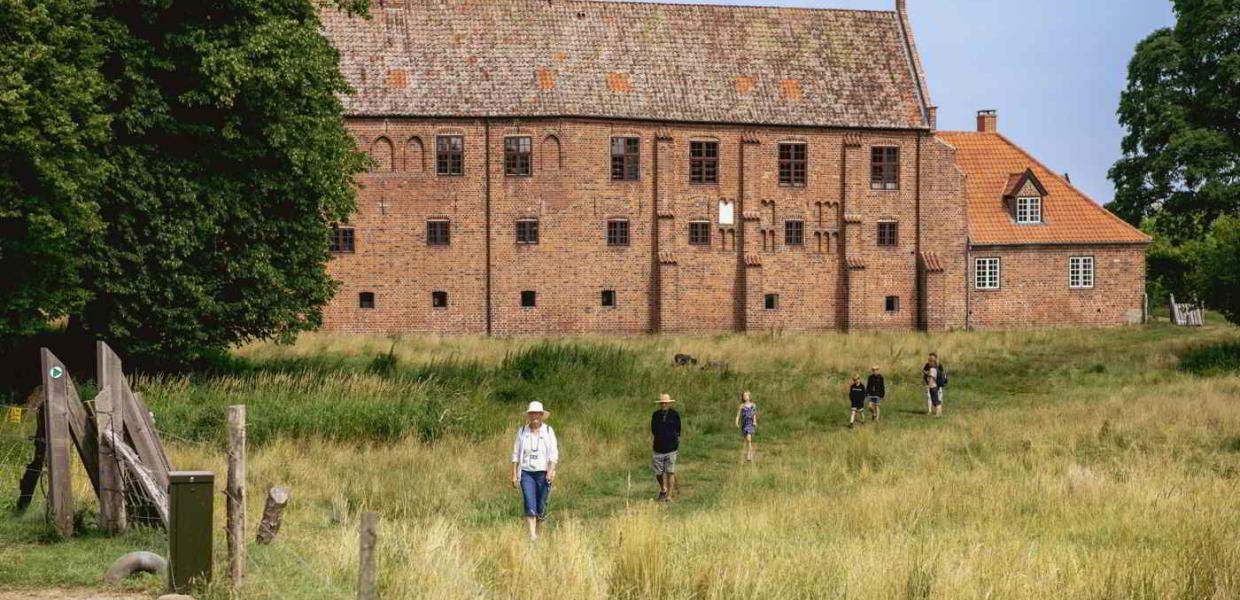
[[121, 388, 170, 492], [256, 486, 290, 545], [227, 405, 247, 586], [63, 379, 101, 496], [41, 349, 74, 538], [96, 342, 128, 534], [358, 511, 377, 600], [100, 429, 168, 527]]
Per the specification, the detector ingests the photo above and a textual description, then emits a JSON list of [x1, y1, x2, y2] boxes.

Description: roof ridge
[[462, 0, 899, 15], [993, 133, 1150, 241]]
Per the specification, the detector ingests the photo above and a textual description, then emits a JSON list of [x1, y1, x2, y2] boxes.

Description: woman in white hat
[[510, 401, 558, 541]]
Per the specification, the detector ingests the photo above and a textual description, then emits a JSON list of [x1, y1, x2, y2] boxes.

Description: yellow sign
[[5, 406, 22, 424]]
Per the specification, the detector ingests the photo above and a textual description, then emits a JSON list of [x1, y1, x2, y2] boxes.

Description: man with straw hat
[[511, 401, 558, 541], [650, 393, 681, 502]]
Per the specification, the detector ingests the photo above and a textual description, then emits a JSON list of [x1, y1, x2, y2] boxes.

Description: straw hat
[[526, 401, 550, 417], [655, 394, 676, 404]]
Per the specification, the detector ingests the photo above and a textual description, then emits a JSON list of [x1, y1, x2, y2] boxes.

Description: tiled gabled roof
[[936, 132, 1151, 246], [321, 0, 931, 129]]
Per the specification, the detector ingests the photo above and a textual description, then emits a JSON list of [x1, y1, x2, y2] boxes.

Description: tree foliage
[[1110, 0, 1239, 322], [73, 0, 369, 366], [0, 0, 110, 340], [2, 0, 368, 365], [1109, 0, 1239, 243]]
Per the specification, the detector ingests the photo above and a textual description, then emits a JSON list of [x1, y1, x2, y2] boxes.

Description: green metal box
[[168, 470, 214, 593]]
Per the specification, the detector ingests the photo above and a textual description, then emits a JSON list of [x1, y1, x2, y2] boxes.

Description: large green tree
[[1110, 0, 1239, 318], [75, 0, 369, 366], [0, 0, 110, 340]]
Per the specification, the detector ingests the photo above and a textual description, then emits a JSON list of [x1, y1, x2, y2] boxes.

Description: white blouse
[[511, 424, 559, 472]]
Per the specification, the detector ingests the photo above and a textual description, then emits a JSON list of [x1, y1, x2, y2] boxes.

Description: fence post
[[358, 511, 378, 600], [227, 405, 247, 587]]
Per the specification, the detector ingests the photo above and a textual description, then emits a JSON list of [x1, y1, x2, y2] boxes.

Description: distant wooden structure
[[1170, 295, 1205, 327], [21, 343, 173, 537]]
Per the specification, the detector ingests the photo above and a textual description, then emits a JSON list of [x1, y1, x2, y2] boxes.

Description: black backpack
[[937, 365, 949, 387]]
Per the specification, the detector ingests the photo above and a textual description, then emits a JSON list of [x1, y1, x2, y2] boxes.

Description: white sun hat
[[526, 401, 550, 416]]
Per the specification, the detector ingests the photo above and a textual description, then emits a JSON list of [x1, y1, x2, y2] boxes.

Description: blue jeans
[[520, 470, 550, 519]]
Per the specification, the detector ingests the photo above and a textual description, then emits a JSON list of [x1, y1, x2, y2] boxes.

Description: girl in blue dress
[[735, 391, 758, 462]]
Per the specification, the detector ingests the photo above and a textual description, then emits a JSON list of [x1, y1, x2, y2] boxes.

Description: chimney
[[927, 106, 938, 131], [896, 0, 907, 13], [977, 109, 998, 133]]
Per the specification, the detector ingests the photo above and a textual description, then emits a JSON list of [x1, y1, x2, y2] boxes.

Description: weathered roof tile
[[322, 0, 930, 129]]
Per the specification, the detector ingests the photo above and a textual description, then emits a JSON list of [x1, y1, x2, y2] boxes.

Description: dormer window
[[1003, 168, 1048, 225], [1016, 197, 1042, 224]]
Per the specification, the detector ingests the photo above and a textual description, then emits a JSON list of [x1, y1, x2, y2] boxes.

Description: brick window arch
[[406, 136, 425, 172], [542, 135, 562, 171], [371, 137, 394, 172]]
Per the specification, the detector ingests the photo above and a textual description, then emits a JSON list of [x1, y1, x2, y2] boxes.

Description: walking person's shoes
[[657, 491, 667, 502]]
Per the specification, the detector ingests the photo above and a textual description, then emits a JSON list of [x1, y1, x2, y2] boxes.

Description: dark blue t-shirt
[[651, 408, 681, 453]]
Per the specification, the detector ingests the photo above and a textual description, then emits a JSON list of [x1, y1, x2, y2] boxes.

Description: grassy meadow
[[2, 321, 1240, 599]]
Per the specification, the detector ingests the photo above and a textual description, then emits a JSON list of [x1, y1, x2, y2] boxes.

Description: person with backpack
[[510, 401, 559, 541], [923, 353, 947, 417], [865, 366, 886, 422]]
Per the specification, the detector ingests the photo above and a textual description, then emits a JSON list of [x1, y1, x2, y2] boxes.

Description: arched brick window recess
[[542, 135, 562, 171], [406, 136, 425, 172], [371, 136, 394, 172]]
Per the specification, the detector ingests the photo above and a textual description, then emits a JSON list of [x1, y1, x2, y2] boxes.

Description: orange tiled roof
[[937, 132, 1150, 246]]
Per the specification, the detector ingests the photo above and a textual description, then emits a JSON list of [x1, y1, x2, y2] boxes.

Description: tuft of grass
[[1179, 341, 1240, 376]]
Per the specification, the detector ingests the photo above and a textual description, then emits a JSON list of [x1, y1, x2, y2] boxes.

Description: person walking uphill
[[923, 353, 947, 417], [651, 394, 681, 502], [511, 401, 558, 542], [735, 391, 758, 462]]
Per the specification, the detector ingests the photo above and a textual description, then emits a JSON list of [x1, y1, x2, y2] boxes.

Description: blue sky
[[627, 0, 1176, 204]]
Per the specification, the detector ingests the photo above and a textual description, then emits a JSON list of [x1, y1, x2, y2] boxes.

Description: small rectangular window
[[688, 221, 711, 246], [611, 137, 640, 181], [601, 290, 616, 307], [607, 219, 630, 247], [877, 221, 899, 247], [784, 220, 804, 246], [870, 146, 899, 190], [689, 141, 719, 184], [426, 220, 451, 246], [1069, 256, 1095, 289], [764, 293, 779, 310], [779, 143, 807, 187], [330, 226, 355, 253], [432, 291, 449, 308], [504, 136, 532, 176], [359, 292, 375, 309], [1016, 197, 1042, 224], [516, 219, 539, 244], [436, 135, 464, 176], [975, 257, 1001, 290], [885, 296, 900, 313], [520, 290, 537, 308]]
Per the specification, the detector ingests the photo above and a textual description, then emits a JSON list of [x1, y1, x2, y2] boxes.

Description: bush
[[1180, 342, 1240, 376]]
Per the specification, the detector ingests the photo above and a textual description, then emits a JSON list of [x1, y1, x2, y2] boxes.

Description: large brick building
[[317, 0, 1148, 335]]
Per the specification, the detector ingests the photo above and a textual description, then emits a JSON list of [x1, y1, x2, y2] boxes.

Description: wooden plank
[[100, 428, 169, 528], [63, 378, 101, 497], [41, 349, 74, 538], [256, 486, 290, 545], [227, 405, 247, 586], [121, 388, 171, 492], [358, 511, 378, 600], [95, 341, 128, 534]]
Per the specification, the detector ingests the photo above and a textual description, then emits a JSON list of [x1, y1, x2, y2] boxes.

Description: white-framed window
[[1069, 256, 1095, 289], [718, 200, 735, 225], [1016, 197, 1042, 224], [975, 257, 1000, 290]]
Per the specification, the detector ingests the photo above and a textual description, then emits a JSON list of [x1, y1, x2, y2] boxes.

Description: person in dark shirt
[[865, 366, 886, 422], [923, 353, 947, 417], [650, 393, 681, 501], [848, 376, 867, 428]]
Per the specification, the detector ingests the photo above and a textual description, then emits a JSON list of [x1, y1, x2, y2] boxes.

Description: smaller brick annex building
[[317, 0, 1149, 335]]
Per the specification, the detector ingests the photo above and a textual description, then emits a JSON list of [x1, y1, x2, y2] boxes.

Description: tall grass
[[2, 322, 1239, 598]]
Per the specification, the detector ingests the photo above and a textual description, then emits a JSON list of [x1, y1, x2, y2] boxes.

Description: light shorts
[[652, 451, 678, 475]]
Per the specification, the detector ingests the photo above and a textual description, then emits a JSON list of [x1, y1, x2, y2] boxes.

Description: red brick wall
[[321, 117, 973, 335], [966, 245, 1147, 328]]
